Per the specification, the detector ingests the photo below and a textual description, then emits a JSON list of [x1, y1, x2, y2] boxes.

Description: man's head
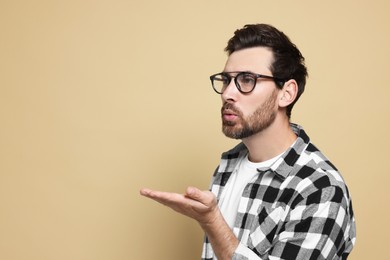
[[225, 24, 308, 118], [211, 24, 308, 140]]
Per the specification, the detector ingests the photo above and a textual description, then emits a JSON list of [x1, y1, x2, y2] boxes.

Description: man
[[140, 24, 356, 259]]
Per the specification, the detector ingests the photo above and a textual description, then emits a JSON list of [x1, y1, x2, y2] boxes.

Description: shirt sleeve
[[232, 185, 354, 260]]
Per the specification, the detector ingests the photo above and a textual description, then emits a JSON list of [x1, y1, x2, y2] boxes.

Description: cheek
[[240, 102, 258, 118]]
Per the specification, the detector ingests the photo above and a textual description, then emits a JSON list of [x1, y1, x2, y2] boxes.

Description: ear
[[278, 79, 298, 108]]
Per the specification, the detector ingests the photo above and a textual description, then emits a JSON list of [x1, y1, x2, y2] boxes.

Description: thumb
[[185, 187, 216, 206], [185, 186, 201, 199]]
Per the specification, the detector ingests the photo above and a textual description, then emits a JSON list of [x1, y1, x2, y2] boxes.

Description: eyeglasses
[[209, 71, 285, 94]]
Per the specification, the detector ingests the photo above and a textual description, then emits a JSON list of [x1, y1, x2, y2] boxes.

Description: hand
[[139, 186, 219, 226], [140, 186, 239, 259]]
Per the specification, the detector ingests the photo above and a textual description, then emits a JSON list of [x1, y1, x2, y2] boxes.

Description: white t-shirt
[[219, 152, 283, 229]]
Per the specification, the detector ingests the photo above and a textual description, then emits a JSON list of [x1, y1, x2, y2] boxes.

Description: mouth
[[222, 109, 239, 121]]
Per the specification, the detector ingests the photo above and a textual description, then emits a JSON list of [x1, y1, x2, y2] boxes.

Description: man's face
[[221, 47, 280, 139]]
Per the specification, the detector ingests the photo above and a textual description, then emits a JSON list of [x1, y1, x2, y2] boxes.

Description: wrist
[[199, 209, 239, 260], [199, 206, 220, 228]]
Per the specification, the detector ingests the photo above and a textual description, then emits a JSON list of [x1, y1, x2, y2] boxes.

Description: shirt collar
[[267, 123, 310, 180], [221, 123, 310, 180]]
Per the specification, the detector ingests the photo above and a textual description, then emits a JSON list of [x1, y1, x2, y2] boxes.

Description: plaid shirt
[[201, 124, 356, 260]]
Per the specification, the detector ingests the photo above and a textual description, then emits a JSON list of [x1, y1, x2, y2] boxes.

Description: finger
[[140, 188, 164, 199], [185, 187, 216, 206], [140, 188, 185, 206], [140, 188, 169, 199], [139, 188, 152, 196], [185, 186, 201, 199]]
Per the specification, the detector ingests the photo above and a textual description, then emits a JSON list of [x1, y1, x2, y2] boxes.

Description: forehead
[[224, 47, 274, 74]]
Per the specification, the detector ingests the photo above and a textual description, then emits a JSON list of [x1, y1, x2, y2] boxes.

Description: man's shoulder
[[298, 142, 338, 171], [290, 141, 348, 193]]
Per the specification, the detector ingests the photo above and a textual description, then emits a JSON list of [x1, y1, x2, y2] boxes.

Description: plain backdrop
[[1, 1, 389, 259]]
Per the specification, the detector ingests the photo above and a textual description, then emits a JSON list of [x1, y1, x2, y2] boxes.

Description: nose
[[221, 79, 239, 103]]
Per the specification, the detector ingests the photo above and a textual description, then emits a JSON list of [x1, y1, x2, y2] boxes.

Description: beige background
[[0, 0, 389, 259]]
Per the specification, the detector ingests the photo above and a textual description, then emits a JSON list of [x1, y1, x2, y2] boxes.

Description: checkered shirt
[[201, 124, 356, 260]]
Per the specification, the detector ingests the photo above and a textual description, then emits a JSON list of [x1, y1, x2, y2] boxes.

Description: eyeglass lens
[[212, 73, 256, 94]]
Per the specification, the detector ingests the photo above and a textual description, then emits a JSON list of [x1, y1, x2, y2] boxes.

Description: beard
[[222, 89, 278, 139]]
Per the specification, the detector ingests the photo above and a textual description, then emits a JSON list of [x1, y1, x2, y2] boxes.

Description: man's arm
[[140, 187, 239, 260], [140, 185, 354, 260]]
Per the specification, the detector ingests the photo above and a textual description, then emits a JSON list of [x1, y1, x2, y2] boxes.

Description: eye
[[238, 73, 256, 86]]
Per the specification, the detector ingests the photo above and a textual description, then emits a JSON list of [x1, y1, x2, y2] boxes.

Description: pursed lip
[[222, 108, 239, 121], [222, 109, 237, 116]]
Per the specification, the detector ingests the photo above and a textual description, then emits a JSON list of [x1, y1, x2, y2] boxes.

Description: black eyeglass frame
[[209, 71, 285, 94]]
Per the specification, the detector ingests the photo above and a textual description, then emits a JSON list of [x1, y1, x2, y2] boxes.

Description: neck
[[242, 116, 297, 163]]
